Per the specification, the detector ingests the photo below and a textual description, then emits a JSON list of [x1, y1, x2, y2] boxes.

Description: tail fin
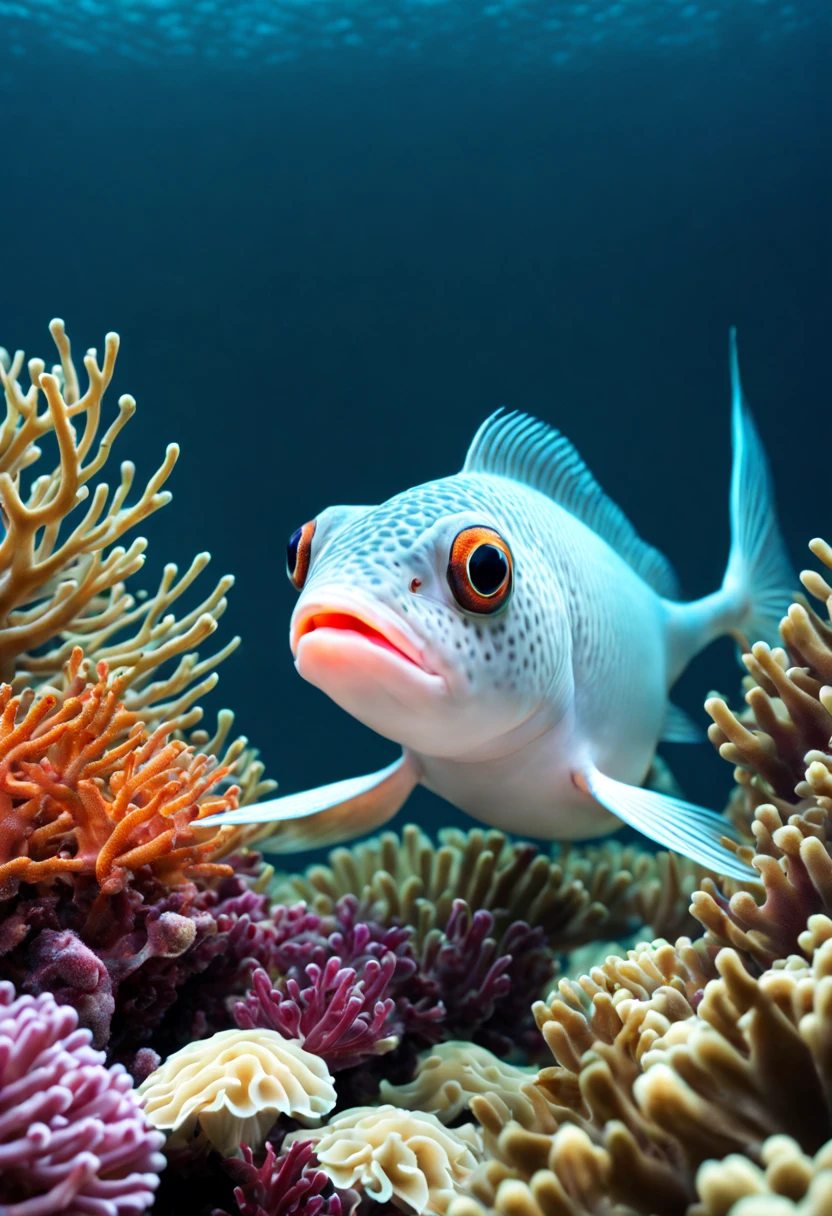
[[721, 329, 795, 649]]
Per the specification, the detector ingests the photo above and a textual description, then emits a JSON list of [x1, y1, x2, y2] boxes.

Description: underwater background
[[2, 0, 831, 847]]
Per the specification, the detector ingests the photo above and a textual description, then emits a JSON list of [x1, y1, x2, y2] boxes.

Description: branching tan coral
[[456, 924, 832, 1214], [0, 323, 274, 802], [380, 1042, 538, 1124], [534, 936, 716, 1075], [694, 1136, 832, 1216], [292, 1106, 482, 1215], [273, 825, 708, 954], [138, 1027, 336, 1156]]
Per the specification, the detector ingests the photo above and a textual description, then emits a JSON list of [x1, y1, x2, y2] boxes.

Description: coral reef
[[0, 979, 165, 1215], [0, 322, 276, 1070], [5, 319, 832, 1216], [271, 829, 709, 1059], [138, 1027, 337, 1155]]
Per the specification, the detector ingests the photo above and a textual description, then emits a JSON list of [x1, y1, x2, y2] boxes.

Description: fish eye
[[286, 520, 316, 591], [447, 526, 513, 614]]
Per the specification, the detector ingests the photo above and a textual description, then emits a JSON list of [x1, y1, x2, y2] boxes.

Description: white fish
[[208, 333, 793, 879]]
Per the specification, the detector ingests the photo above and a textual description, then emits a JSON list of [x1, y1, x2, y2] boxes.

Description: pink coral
[[0, 980, 165, 1215]]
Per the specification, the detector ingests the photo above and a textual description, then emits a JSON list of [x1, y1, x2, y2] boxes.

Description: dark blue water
[[2, 6, 831, 846]]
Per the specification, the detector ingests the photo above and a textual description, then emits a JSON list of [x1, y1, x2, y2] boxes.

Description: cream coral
[[293, 1105, 482, 1214], [138, 1028, 336, 1156], [381, 1042, 537, 1124]]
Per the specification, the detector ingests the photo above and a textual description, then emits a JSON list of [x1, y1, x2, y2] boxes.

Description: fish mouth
[[291, 595, 432, 674]]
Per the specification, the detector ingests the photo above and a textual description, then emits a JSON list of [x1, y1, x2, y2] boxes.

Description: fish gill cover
[[0, 0, 830, 64], [2, 321, 832, 1214]]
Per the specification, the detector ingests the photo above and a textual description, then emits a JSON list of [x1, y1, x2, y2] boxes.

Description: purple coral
[[234, 896, 446, 1070], [0, 980, 165, 1216], [416, 900, 554, 1054], [235, 955, 401, 1070], [222, 1140, 348, 1216]]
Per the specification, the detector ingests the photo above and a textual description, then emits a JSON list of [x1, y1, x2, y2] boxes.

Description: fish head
[[286, 475, 570, 759]]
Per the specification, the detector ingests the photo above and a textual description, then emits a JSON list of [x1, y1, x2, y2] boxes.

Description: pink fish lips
[[291, 599, 448, 747], [293, 607, 425, 669], [291, 597, 445, 686]]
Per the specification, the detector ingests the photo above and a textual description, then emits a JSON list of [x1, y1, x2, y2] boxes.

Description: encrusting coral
[[138, 1027, 337, 1156], [0, 979, 165, 1215]]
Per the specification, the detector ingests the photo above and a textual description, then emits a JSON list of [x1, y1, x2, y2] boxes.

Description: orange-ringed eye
[[287, 520, 316, 591], [447, 526, 513, 614]]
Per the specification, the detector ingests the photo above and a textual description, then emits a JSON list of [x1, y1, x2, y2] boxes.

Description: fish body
[[210, 334, 793, 879]]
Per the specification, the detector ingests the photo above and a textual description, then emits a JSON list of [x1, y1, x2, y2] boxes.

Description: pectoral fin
[[661, 701, 707, 744], [199, 753, 418, 853], [576, 766, 756, 881]]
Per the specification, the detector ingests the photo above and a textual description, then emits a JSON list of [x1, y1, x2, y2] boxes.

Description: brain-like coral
[[138, 1027, 337, 1156], [0, 980, 165, 1216], [293, 1106, 482, 1215]]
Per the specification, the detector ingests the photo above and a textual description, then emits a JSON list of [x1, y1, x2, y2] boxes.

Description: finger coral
[[221, 1139, 353, 1216], [635, 940, 832, 1165], [274, 826, 705, 954], [380, 1041, 537, 1124], [138, 1027, 337, 1156], [448, 1123, 643, 1216], [233, 893, 444, 1074], [292, 1106, 482, 1215], [694, 1137, 832, 1216], [695, 538, 832, 970], [0, 979, 165, 1216]]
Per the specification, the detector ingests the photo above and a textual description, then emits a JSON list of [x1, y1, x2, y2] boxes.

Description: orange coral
[[0, 647, 243, 899]]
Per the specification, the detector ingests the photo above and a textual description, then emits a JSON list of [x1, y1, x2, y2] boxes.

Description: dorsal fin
[[463, 409, 680, 599]]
